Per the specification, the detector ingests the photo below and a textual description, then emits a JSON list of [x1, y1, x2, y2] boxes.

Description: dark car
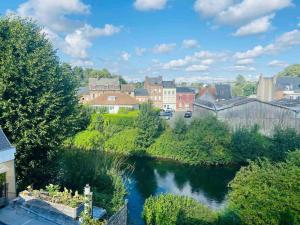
[[184, 111, 192, 118]]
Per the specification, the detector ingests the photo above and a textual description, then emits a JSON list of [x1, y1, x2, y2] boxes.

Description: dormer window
[[108, 96, 116, 101]]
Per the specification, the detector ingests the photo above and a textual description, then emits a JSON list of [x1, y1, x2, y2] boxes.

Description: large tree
[[0, 16, 84, 188], [277, 64, 300, 77]]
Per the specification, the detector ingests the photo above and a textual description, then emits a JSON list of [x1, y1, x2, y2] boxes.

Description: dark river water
[[124, 157, 239, 225]]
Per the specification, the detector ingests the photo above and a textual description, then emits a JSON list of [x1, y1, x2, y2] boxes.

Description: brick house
[[144, 76, 163, 108], [88, 77, 121, 100], [176, 87, 195, 111], [0, 128, 16, 205]]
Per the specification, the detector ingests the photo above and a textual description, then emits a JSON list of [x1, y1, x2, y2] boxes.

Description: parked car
[[184, 111, 192, 118]]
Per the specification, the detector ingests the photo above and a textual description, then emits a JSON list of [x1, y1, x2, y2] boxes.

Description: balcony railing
[[0, 183, 8, 207]]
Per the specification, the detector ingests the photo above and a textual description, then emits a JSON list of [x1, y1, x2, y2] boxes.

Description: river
[[125, 157, 239, 225]]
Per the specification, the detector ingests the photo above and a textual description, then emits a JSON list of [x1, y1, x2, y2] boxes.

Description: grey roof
[[215, 84, 232, 100], [77, 86, 89, 95], [134, 88, 149, 96], [0, 128, 12, 151], [276, 77, 300, 92], [121, 84, 135, 92], [89, 77, 120, 91], [271, 98, 300, 112], [162, 81, 175, 88], [176, 87, 195, 93], [145, 76, 163, 85], [194, 97, 255, 111]]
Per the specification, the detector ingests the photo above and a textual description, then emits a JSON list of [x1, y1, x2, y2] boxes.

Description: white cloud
[[236, 58, 254, 65], [71, 59, 94, 67], [217, 0, 292, 25], [201, 59, 214, 65], [182, 39, 199, 48], [175, 75, 233, 84], [186, 64, 209, 72], [194, 0, 234, 17], [135, 47, 147, 56], [234, 29, 300, 59], [231, 65, 256, 72], [134, 0, 167, 11], [64, 24, 121, 59], [16, 0, 89, 32], [153, 43, 176, 54], [268, 60, 288, 67], [121, 52, 131, 61], [233, 14, 274, 36]]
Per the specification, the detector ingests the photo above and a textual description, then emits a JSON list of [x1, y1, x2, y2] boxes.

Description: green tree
[[277, 64, 300, 77], [135, 102, 162, 150], [228, 159, 300, 225], [0, 16, 83, 188]]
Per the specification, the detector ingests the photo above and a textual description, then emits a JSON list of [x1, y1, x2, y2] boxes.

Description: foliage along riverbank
[[67, 103, 300, 167], [143, 150, 300, 225]]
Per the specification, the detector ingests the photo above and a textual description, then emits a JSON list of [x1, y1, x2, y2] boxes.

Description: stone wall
[[107, 200, 128, 225]]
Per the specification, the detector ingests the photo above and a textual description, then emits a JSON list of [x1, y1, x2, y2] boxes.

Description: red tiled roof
[[88, 93, 138, 106]]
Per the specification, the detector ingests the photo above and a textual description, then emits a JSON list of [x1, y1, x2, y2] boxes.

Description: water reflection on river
[[125, 157, 238, 225]]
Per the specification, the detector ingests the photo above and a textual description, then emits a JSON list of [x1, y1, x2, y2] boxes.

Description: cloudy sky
[[1, 0, 300, 82]]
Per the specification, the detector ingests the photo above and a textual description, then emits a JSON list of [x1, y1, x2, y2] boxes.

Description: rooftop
[[145, 76, 163, 85], [276, 76, 300, 92], [121, 84, 135, 92], [215, 84, 232, 100], [0, 128, 12, 152], [77, 86, 89, 96], [89, 77, 120, 91], [162, 81, 175, 88], [176, 87, 195, 93], [88, 93, 138, 106], [134, 88, 149, 96], [271, 98, 300, 112]]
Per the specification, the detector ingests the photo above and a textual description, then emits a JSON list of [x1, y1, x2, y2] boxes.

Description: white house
[[0, 128, 16, 205], [88, 92, 139, 114], [162, 81, 176, 110]]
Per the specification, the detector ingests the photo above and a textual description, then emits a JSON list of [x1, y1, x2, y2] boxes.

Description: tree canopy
[[232, 75, 257, 97], [0, 16, 86, 188], [277, 64, 300, 77]]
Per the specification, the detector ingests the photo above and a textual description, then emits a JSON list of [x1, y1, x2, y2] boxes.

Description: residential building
[[198, 84, 232, 101], [257, 75, 300, 101], [162, 81, 176, 110], [134, 88, 149, 103], [88, 77, 121, 99], [0, 128, 16, 205], [198, 85, 216, 102], [78, 86, 90, 103], [144, 76, 163, 108], [193, 97, 300, 135], [121, 84, 135, 96], [88, 93, 139, 113], [176, 87, 195, 111]]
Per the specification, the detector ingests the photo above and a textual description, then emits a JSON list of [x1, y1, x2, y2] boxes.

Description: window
[[108, 96, 116, 101], [158, 89, 161, 93], [168, 91, 170, 95], [158, 96, 161, 100]]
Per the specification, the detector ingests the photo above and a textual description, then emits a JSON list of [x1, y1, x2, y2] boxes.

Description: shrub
[[103, 111, 138, 129], [231, 125, 272, 163], [227, 159, 300, 225], [143, 194, 217, 225], [172, 117, 187, 139], [271, 127, 300, 161], [104, 128, 138, 154], [135, 103, 163, 150], [73, 130, 104, 150]]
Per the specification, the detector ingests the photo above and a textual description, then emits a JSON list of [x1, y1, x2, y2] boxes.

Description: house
[[144, 76, 163, 108], [193, 97, 300, 135], [257, 75, 300, 101], [78, 86, 90, 103], [0, 128, 16, 205], [134, 88, 149, 103], [88, 77, 121, 100], [88, 93, 139, 113], [176, 87, 195, 111], [121, 84, 135, 96], [198, 84, 232, 101], [162, 81, 176, 110]]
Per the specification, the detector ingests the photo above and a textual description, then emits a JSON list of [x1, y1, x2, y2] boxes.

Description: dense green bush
[[271, 127, 300, 161], [143, 194, 217, 225], [72, 130, 104, 150], [231, 125, 272, 163], [135, 103, 163, 150], [227, 157, 300, 225], [104, 128, 138, 154]]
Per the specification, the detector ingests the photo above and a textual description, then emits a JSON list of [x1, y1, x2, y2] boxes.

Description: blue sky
[[1, 0, 300, 82]]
